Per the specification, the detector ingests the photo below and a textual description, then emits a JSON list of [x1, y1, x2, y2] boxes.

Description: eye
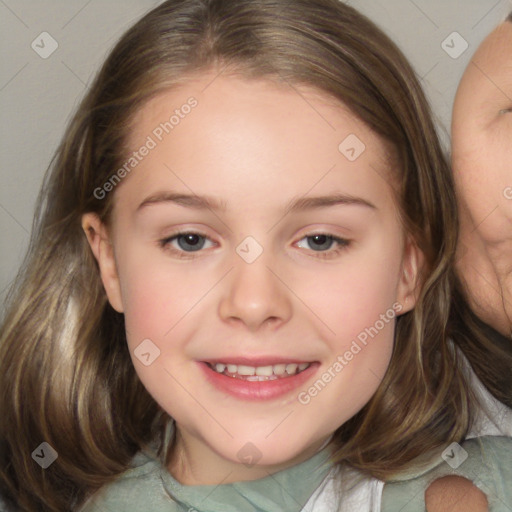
[[159, 231, 351, 260], [295, 233, 350, 259], [159, 231, 215, 258], [499, 108, 512, 115]]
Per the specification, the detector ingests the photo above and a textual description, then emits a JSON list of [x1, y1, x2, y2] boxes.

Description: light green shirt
[[79, 422, 334, 512], [80, 419, 512, 512], [381, 435, 512, 511]]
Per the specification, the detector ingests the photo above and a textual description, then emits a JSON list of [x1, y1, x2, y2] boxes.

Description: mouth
[[198, 358, 319, 401], [204, 361, 312, 381]]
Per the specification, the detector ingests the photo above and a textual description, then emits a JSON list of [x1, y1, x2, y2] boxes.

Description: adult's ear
[[81, 213, 124, 313], [396, 236, 424, 314]]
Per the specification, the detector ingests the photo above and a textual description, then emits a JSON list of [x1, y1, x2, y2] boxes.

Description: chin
[[216, 432, 314, 469]]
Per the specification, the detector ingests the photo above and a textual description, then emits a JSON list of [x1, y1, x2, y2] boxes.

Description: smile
[[198, 360, 319, 401], [206, 362, 311, 380]]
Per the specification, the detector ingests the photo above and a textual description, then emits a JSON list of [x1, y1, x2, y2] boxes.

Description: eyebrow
[[137, 192, 376, 213]]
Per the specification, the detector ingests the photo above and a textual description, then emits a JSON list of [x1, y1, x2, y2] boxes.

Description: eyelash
[[158, 230, 351, 260]]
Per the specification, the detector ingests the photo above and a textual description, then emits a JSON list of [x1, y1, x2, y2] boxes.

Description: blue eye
[[159, 231, 214, 256], [296, 234, 350, 259], [158, 231, 350, 259]]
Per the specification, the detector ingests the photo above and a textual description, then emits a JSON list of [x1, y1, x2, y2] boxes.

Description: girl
[[0, 1, 510, 511]]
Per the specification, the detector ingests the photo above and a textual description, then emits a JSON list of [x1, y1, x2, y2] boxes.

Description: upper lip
[[202, 357, 316, 366]]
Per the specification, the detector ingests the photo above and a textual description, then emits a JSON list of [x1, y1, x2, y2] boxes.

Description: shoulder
[[78, 455, 170, 512], [380, 436, 512, 512]]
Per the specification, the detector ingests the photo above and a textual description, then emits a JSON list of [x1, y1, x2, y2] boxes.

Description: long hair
[[0, 1, 504, 510]]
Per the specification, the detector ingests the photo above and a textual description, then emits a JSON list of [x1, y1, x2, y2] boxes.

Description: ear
[[81, 213, 124, 313], [396, 235, 424, 315]]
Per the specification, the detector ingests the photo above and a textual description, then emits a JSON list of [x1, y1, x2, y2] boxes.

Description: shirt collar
[[154, 420, 335, 512]]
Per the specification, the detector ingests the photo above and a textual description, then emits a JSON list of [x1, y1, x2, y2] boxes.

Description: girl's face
[[83, 70, 421, 484]]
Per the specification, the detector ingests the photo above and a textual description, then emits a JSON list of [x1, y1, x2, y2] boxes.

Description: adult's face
[[452, 20, 512, 336]]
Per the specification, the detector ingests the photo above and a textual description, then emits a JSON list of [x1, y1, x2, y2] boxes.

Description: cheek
[[290, 246, 401, 419], [491, 117, 512, 185], [115, 253, 202, 414], [453, 90, 512, 197], [295, 259, 399, 424], [115, 247, 194, 344], [453, 121, 512, 240], [453, 137, 489, 210], [330, 267, 397, 369], [296, 248, 403, 339]]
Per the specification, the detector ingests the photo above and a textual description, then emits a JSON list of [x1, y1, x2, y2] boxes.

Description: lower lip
[[198, 361, 319, 401]]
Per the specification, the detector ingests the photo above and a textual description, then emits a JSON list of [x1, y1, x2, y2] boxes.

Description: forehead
[[469, 22, 512, 92], [453, 22, 512, 125], [114, 71, 398, 219], [127, 70, 390, 163], [478, 22, 512, 70]]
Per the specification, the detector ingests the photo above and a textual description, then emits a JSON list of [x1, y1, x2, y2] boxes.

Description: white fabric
[[302, 349, 512, 511], [467, 363, 512, 437], [303, 464, 384, 512]]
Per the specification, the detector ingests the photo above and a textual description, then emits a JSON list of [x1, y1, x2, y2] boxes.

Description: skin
[[425, 476, 488, 512], [82, 70, 423, 486], [431, 22, 512, 511], [452, 21, 512, 337]]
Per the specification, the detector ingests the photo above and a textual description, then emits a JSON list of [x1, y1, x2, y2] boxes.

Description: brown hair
[[0, 0, 503, 510], [449, 277, 512, 409]]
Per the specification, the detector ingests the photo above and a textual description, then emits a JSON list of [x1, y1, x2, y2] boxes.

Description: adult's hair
[[449, 277, 512, 410], [0, 0, 502, 510]]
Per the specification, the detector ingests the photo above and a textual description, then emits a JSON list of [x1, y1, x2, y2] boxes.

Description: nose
[[218, 250, 293, 332]]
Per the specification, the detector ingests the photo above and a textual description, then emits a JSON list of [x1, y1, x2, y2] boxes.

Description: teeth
[[247, 375, 279, 381], [255, 366, 273, 376], [237, 365, 255, 376], [273, 364, 287, 375], [285, 363, 298, 375], [209, 361, 311, 377]]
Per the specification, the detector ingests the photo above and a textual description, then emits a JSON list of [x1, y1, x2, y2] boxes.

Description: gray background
[[1, 0, 511, 309]]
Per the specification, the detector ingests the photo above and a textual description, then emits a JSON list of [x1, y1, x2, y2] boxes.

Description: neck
[[167, 427, 333, 486]]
